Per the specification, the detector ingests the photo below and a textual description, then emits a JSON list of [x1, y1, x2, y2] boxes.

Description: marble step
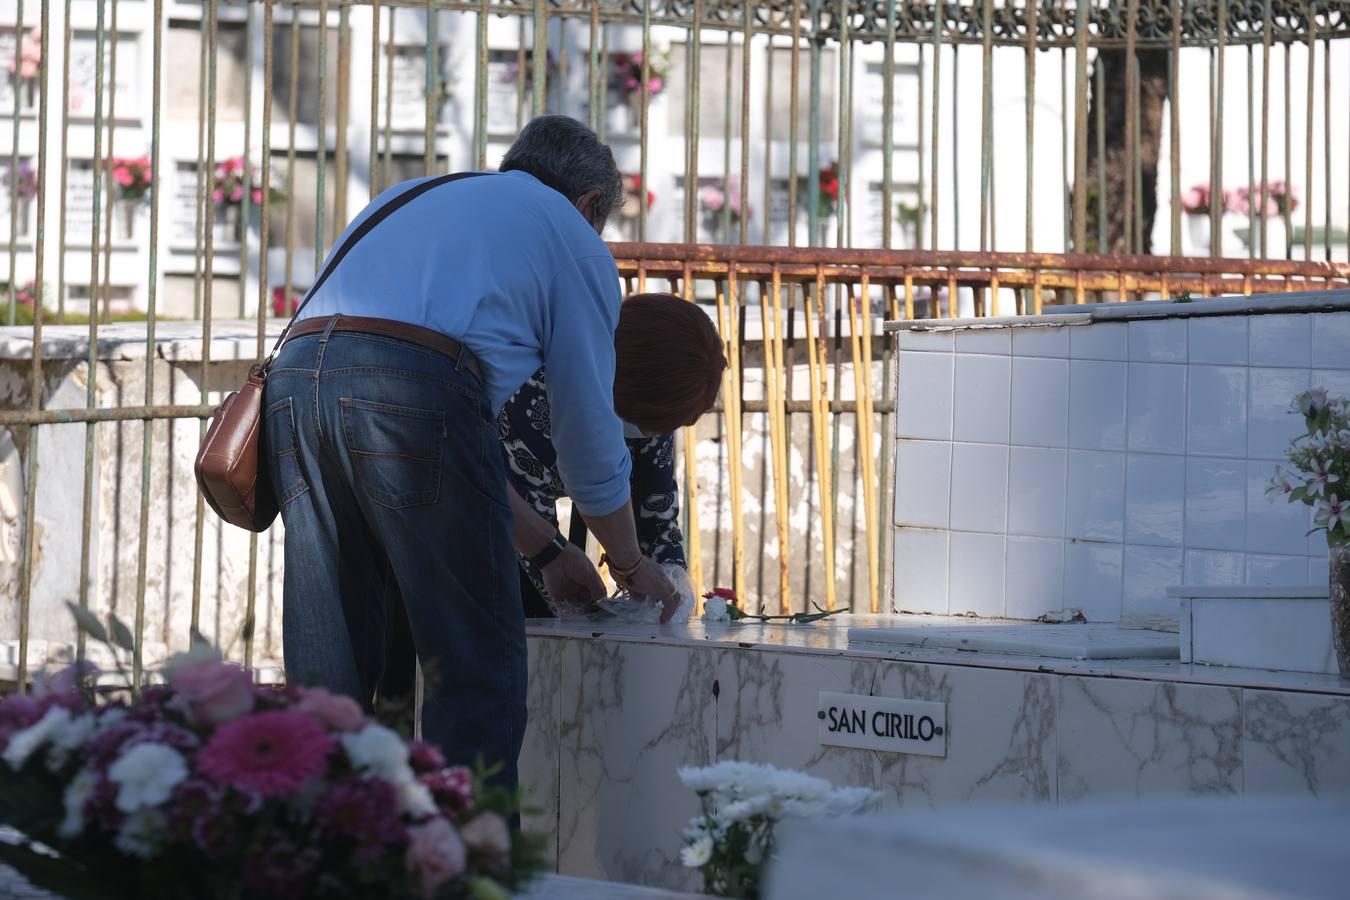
[[847, 622, 1180, 660]]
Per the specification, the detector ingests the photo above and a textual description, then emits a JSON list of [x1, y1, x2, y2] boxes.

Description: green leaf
[[65, 603, 107, 644], [0, 841, 119, 900], [107, 614, 136, 654], [467, 877, 512, 900], [726, 603, 749, 621]]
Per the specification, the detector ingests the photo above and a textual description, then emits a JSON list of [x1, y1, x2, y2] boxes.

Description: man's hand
[[615, 557, 679, 624], [540, 542, 606, 610]]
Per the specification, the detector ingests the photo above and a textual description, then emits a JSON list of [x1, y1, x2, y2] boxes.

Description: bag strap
[[264, 171, 489, 366]]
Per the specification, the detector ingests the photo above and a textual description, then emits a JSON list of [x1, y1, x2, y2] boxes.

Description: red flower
[[702, 587, 737, 602], [271, 286, 300, 318], [197, 710, 334, 797]]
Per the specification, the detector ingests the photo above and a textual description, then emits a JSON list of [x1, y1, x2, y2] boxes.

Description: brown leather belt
[[287, 314, 484, 385]]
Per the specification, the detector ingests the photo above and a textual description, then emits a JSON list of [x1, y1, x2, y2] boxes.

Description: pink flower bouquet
[[611, 50, 668, 99], [212, 155, 287, 209], [0, 609, 545, 899], [107, 156, 153, 203]]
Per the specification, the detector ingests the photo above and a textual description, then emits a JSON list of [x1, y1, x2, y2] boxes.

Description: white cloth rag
[[596, 562, 695, 624]]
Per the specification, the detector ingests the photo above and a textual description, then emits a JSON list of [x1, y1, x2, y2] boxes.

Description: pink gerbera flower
[[198, 710, 334, 797]]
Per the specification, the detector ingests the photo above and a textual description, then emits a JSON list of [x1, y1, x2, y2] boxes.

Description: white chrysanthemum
[[340, 723, 414, 785], [399, 779, 437, 817], [114, 808, 166, 860], [58, 767, 99, 839], [680, 835, 713, 868], [108, 743, 189, 813], [3, 706, 71, 770], [701, 597, 731, 623], [46, 712, 96, 771], [96, 708, 128, 731], [823, 785, 881, 815]]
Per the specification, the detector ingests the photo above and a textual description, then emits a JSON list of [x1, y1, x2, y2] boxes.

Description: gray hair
[[499, 116, 624, 225]]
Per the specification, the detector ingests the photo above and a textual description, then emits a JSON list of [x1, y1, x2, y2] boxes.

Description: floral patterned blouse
[[497, 368, 686, 609]]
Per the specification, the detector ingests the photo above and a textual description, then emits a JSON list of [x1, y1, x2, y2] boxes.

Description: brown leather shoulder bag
[[195, 171, 486, 531]]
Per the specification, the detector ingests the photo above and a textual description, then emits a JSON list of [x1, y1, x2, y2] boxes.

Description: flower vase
[[1261, 218, 1288, 259], [1186, 213, 1210, 256], [1331, 542, 1350, 677], [607, 99, 633, 135], [214, 205, 242, 245], [115, 199, 136, 241]]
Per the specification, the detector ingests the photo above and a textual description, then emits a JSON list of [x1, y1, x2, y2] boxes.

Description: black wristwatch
[[529, 532, 569, 570]]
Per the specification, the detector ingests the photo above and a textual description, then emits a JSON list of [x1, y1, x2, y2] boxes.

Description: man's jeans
[[263, 321, 525, 791]]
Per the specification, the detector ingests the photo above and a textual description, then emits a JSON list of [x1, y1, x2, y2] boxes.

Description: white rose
[[340, 723, 414, 785], [680, 835, 713, 868], [59, 767, 99, 839], [3, 706, 72, 770], [108, 743, 189, 813], [701, 597, 730, 623]]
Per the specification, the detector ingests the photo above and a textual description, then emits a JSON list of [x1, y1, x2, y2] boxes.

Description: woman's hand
[[540, 542, 606, 609], [615, 557, 679, 623]]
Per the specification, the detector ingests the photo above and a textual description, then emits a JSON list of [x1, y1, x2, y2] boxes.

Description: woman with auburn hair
[[378, 294, 726, 711], [501, 292, 727, 616]]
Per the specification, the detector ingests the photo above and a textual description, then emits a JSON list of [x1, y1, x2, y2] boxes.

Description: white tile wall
[[1010, 357, 1069, 448], [1187, 366, 1248, 456], [948, 531, 1006, 617], [1245, 554, 1310, 585], [1064, 542, 1125, 622], [1066, 451, 1126, 542], [894, 528, 949, 614], [1122, 545, 1185, 618], [1245, 461, 1313, 556], [1004, 535, 1066, 620], [1184, 549, 1246, 585], [954, 327, 1012, 355], [1248, 367, 1310, 459], [949, 443, 1009, 533], [1128, 319, 1188, 363], [1068, 321, 1127, 361], [1069, 360, 1128, 451], [1012, 324, 1070, 358], [1124, 454, 1186, 547], [1249, 314, 1312, 367], [893, 311, 1350, 622], [1310, 312, 1350, 368], [1008, 446, 1067, 537], [894, 440, 952, 528], [1185, 458, 1247, 551], [1127, 363, 1188, 454], [1188, 316, 1248, 365], [954, 354, 1012, 444], [896, 351, 954, 440]]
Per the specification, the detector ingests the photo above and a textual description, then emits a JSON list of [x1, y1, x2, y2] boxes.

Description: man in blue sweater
[[264, 116, 677, 792]]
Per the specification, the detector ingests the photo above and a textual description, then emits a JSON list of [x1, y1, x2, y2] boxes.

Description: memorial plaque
[[818, 691, 946, 757]]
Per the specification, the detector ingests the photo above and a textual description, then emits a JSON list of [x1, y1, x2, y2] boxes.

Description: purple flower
[[314, 774, 408, 863], [408, 741, 445, 774], [124, 721, 202, 758], [243, 835, 323, 897], [164, 779, 221, 842], [190, 804, 236, 859]]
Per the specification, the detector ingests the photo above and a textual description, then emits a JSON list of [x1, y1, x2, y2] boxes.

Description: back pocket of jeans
[[265, 398, 308, 505], [341, 398, 445, 509]]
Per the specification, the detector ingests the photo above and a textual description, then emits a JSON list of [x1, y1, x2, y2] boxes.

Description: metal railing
[[2, 1, 1349, 692]]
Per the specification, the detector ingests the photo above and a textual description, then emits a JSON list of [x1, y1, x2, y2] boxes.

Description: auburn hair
[[613, 293, 727, 435]]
